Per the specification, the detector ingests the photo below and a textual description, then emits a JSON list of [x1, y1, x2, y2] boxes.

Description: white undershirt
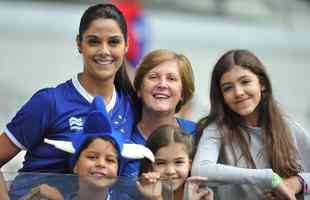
[[72, 74, 116, 112]]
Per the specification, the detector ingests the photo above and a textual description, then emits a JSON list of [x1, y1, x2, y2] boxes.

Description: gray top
[[192, 120, 310, 200]]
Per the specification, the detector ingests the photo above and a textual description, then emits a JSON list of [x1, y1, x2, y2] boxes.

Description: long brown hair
[[196, 49, 301, 177]]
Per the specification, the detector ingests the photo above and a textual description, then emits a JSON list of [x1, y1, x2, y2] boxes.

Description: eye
[[175, 160, 185, 166], [155, 160, 166, 166], [106, 155, 118, 164], [87, 38, 100, 46], [106, 158, 117, 164], [109, 38, 121, 47], [86, 155, 98, 160], [241, 79, 252, 85], [147, 73, 158, 80], [168, 76, 177, 81], [222, 85, 233, 92]]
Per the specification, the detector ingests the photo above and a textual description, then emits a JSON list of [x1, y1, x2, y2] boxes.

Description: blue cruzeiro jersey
[[120, 118, 197, 177], [5, 75, 136, 173]]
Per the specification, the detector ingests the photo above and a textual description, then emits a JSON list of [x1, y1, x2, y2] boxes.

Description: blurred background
[[1, 0, 310, 172]]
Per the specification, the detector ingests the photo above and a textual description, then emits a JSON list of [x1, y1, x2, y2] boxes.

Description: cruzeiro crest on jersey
[[112, 114, 127, 135], [69, 117, 83, 131]]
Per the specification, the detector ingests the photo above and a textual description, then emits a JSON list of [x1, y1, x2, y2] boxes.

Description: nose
[[234, 85, 245, 97], [95, 158, 107, 168], [97, 42, 110, 55], [165, 164, 176, 176], [157, 77, 168, 89]]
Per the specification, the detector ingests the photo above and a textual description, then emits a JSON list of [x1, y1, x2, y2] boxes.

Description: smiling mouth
[[94, 58, 114, 65], [153, 93, 169, 99], [235, 97, 250, 105], [90, 172, 108, 178]]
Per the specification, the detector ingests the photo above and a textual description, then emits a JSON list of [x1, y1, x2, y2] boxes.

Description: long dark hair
[[196, 49, 301, 177], [77, 4, 137, 108]]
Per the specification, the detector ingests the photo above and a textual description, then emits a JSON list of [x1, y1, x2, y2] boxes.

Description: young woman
[[192, 49, 310, 200], [138, 125, 213, 200], [0, 3, 137, 199], [122, 49, 196, 177]]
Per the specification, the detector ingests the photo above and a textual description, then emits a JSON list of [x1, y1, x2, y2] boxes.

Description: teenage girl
[[192, 49, 310, 200]]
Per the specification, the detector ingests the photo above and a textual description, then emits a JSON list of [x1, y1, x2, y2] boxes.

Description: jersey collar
[[72, 74, 116, 112]]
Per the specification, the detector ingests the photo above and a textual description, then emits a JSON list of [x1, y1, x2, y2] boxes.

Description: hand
[[0, 171, 9, 200], [137, 172, 163, 200], [23, 184, 64, 200], [282, 176, 302, 195], [264, 181, 297, 200], [186, 176, 213, 200]]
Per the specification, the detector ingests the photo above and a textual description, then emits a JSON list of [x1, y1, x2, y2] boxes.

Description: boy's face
[[74, 138, 118, 188], [152, 142, 191, 191]]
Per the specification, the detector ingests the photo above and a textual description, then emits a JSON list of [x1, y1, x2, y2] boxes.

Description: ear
[[76, 35, 82, 54], [188, 159, 192, 176], [73, 165, 78, 174], [180, 94, 184, 103], [137, 90, 141, 98], [189, 159, 192, 168], [125, 46, 128, 54], [261, 85, 266, 92]]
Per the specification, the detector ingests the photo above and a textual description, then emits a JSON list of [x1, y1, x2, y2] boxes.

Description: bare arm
[[0, 132, 21, 200], [0, 132, 20, 168]]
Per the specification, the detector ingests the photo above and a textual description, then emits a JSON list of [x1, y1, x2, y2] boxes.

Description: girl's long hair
[[196, 50, 302, 177]]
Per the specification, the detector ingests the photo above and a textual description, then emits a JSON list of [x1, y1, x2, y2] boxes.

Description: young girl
[[22, 96, 154, 200], [192, 49, 310, 200], [137, 125, 213, 200]]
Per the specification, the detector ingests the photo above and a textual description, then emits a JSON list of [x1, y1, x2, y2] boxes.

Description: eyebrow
[[83, 34, 123, 40], [85, 150, 117, 156], [155, 157, 187, 161], [221, 75, 251, 87]]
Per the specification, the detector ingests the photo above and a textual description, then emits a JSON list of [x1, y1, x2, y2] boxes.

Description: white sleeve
[[192, 126, 273, 189]]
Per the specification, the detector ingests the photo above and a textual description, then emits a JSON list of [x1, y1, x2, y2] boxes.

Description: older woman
[[120, 49, 196, 177]]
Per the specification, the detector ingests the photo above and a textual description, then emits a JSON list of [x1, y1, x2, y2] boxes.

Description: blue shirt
[[5, 75, 135, 173], [120, 118, 196, 177]]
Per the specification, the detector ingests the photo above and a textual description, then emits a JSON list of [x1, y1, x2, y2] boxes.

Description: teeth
[[153, 94, 169, 99], [96, 60, 112, 65], [94, 57, 113, 65], [91, 172, 106, 177]]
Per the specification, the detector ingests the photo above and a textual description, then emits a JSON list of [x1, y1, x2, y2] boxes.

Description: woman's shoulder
[[176, 118, 196, 135], [283, 117, 309, 137], [33, 79, 72, 96], [196, 122, 222, 141], [203, 122, 218, 130]]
